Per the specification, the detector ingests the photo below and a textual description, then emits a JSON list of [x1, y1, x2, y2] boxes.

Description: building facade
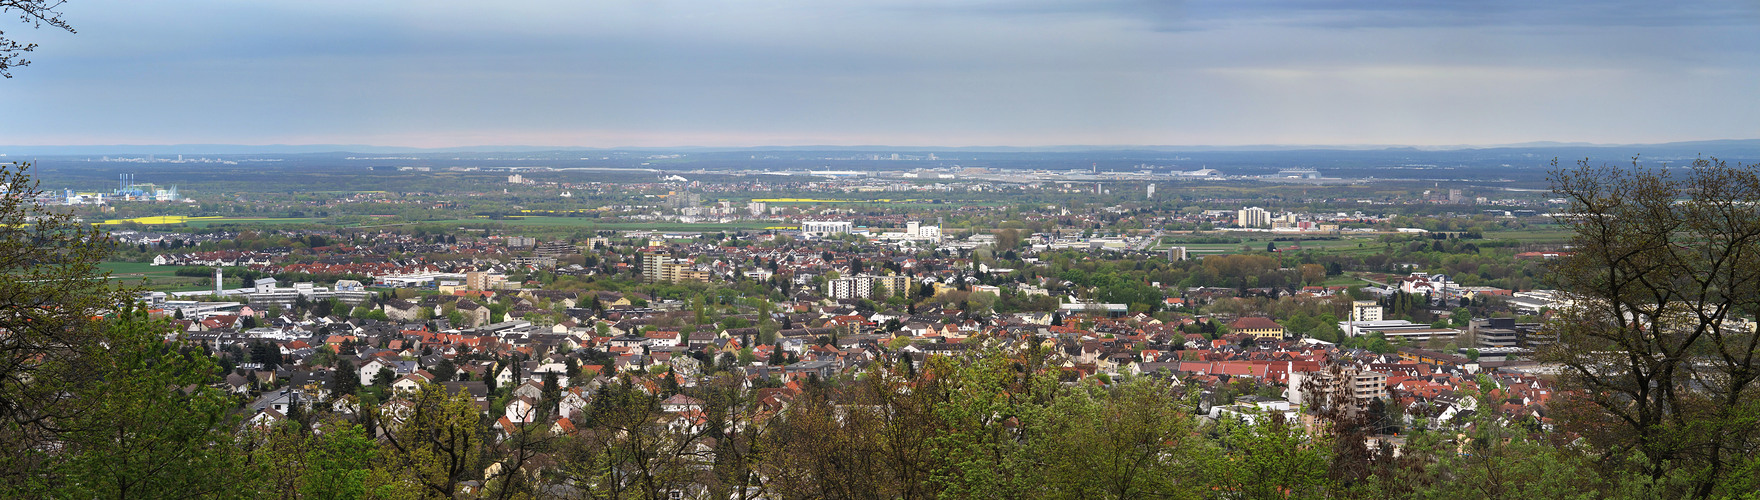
[[1237, 207, 1271, 228], [801, 220, 854, 237], [1350, 300, 1383, 323], [1229, 316, 1286, 339]]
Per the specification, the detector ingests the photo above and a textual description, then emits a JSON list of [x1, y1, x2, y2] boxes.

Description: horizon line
[[5, 137, 1760, 154]]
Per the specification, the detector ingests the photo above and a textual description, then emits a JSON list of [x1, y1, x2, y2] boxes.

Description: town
[[6, 0, 1755, 496], [45, 154, 1591, 496]]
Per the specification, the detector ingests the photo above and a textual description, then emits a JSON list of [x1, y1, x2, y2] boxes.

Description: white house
[[390, 374, 426, 393], [559, 388, 592, 420], [359, 359, 417, 385], [1397, 272, 1454, 296], [505, 396, 541, 423], [660, 394, 705, 413]]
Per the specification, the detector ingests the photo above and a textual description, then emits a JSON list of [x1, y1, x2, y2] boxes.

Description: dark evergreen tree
[[333, 359, 360, 396]]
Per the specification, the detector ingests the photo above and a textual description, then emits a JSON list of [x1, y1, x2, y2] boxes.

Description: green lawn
[[100, 261, 230, 292], [100, 261, 178, 278]]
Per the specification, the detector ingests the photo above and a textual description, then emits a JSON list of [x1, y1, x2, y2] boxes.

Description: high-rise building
[[827, 277, 872, 300], [1147, 183, 1155, 199], [829, 274, 911, 300], [660, 261, 707, 284], [642, 252, 666, 283], [905, 221, 940, 241], [534, 241, 576, 259], [1237, 207, 1271, 228], [873, 274, 909, 298], [1289, 367, 1388, 408], [1351, 300, 1383, 323], [644, 251, 707, 284]]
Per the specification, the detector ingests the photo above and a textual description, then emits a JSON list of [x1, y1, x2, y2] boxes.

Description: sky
[[1, 0, 1757, 148]]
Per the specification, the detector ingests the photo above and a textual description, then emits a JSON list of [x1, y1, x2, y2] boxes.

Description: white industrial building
[[800, 220, 854, 237]]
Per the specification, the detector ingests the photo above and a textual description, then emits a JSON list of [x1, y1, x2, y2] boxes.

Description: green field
[[418, 218, 784, 231], [1154, 226, 1575, 257], [1156, 234, 1381, 255], [100, 261, 234, 292], [183, 217, 324, 228], [1481, 227, 1575, 242], [101, 261, 176, 278]]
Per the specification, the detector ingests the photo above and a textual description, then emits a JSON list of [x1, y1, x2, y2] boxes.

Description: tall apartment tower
[[1351, 300, 1383, 323], [1237, 207, 1271, 228], [642, 252, 666, 283], [1167, 246, 1187, 261]]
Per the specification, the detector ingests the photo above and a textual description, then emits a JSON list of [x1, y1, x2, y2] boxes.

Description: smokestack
[[215, 267, 223, 295]]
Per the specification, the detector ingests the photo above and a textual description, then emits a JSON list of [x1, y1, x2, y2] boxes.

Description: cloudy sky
[[1, 0, 1756, 148]]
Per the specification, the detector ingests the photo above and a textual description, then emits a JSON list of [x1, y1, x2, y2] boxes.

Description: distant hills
[[5, 139, 1760, 158]]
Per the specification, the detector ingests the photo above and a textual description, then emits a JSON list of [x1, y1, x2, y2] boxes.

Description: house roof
[[1230, 317, 1283, 330]]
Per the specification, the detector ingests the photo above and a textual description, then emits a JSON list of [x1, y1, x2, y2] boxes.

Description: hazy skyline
[[3, 0, 1757, 148]]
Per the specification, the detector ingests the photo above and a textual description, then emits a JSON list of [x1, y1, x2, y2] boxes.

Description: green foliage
[[1206, 415, 1332, 499], [0, 163, 139, 482], [18, 306, 257, 498], [1394, 381, 1606, 500], [374, 383, 487, 497], [255, 420, 378, 498]]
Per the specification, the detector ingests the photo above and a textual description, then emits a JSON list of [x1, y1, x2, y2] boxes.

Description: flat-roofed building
[[1289, 367, 1388, 409], [1350, 300, 1383, 323], [801, 220, 853, 237], [1237, 207, 1271, 228]]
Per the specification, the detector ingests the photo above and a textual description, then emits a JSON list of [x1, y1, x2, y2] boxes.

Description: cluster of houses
[[166, 277, 1556, 456], [126, 229, 1575, 472]]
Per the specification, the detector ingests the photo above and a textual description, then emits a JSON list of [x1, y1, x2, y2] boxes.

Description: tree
[[254, 420, 377, 499], [541, 371, 560, 418], [1300, 263, 1326, 286], [0, 1, 74, 78], [558, 379, 706, 498], [432, 358, 456, 383], [18, 305, 259, 497], [374, 383, 486, 498], [0, 162, 135, 482], [333, 360, 360, 397], [995, 228, 1022, 251], [1036, 378, 1205, 498], [311, 298, 337, 319], [1543, 156, 1760, 497]]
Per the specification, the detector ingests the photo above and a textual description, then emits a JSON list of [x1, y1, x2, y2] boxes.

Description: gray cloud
[[0, 0, 1754, 147]]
